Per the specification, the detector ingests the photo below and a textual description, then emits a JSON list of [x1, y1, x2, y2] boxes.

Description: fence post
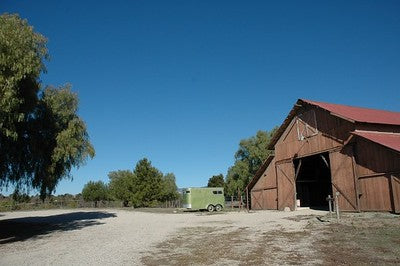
[[246, 187, 249, 212], [326, 195, 333, 217], [335, 192, 340, 221], [237, 188, 241, 212]]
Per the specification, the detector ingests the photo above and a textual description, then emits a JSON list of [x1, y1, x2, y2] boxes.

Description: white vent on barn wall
[[296, 110, 318, 141]]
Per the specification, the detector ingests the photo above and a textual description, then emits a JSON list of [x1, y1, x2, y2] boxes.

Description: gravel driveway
[[0, 208, 368, 265]]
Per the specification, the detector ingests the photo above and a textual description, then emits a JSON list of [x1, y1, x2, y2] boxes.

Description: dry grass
[[142, 212, 400, 265], [314, 213, 400, 265]]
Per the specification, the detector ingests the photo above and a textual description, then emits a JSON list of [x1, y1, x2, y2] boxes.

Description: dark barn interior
[[294, 153, 332, 208]]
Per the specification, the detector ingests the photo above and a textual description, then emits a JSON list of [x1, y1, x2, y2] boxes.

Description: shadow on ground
[[0, 211, 116, 244]]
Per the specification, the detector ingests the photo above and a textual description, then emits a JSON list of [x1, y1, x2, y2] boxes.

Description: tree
[[82, 181, 108, 207], [133, 158, 163, 207], [225, 161, 250, 196], [11, 189, 31, 203], [0, 14, 47, 141], [107, 160, 180, 207], [225, 128, 278, 196], [0, 14, 95, 199], [108, 170, 137, 207], [207, 174, 225, 188], [160, 173, 179, 202]]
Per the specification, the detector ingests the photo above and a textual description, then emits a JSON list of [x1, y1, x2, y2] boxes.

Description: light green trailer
[[182, 187, 225, 212]]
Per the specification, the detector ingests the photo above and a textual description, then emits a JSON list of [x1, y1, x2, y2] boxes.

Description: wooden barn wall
[[391, 173, 400, 213], [251, 189, 278, 210], [274, 107, 354, 162], [359, 175, 392, 211], [354, 138, 400, 212], [251, 157, 278, 210], [329, 146, 358, 211], [253, 157, 277, 190], [276, 161, 295, 210], [355, 138, 400, 176]]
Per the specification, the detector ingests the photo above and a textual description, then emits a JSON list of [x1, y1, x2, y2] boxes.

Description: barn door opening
[[294, 153, 332, 208]]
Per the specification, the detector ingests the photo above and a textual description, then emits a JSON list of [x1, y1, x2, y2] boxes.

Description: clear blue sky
[[1, 1, 400, 195]]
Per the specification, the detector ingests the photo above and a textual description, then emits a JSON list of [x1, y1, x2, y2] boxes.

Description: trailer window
[[185, 190, 190, 194], [217, 191, 222, 194], [213, 190, 222, 194], [213, 191, 217, 194]]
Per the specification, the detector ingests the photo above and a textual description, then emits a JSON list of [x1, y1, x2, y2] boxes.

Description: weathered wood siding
[[359, 175, 392, 211], [276, 161, 295, 210], [329, 147, 358, 211], [355, 138, 400, 176], [391, 174, 400, 213], [354, 138, 400, 212], [251, 189, 278, 210], [274, 108, 354, 162], [251, 157, 277, 210], [252, 157, 277, 191]]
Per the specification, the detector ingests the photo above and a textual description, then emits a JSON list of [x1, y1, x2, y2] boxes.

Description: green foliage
[[0, 14, 48, 140], [32, 85, 95, 197], [207, 174, 225, 188], [225, 160, 250, 196], [225, 128, 278, 196], [133, 158, 163, 207], [107, 159, 179, 207], [108, 170, 137, 206], [11, 189, 31, 203], [160, 173, 179, 202], [0, 14, 95, 199], [82, 181, 108, 203]]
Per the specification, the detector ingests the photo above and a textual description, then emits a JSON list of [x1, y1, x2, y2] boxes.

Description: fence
[[155, 199, 181, 208], [0, 199, 185, 212]]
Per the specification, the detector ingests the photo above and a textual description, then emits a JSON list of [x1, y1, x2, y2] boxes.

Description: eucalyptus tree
[[0, 14, 95, 199], [225, 128, 278, 196]]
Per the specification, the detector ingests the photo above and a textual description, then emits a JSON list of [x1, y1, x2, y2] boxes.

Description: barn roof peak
[[268, 99, 400, 150], [299, 99, 400, 125]]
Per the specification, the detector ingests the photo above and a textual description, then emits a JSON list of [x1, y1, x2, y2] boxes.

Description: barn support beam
[[351, 150, 361, 212], [389, 175, 400, 213], [295, 159, 302, 180]]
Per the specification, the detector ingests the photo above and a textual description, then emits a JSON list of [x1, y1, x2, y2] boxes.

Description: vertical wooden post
[[335, 192, 340, 221], [328, 195, 332, 215], [294, 159, 302, 211], [390, 175, 400, 213], [238, 188, 241, 212], [246, 187, 249, 211], [351, 151, 361, 212]]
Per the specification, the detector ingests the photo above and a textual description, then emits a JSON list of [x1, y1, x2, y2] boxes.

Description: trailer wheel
[[215, 204, 223, 212], [207, 205, 215, 212]]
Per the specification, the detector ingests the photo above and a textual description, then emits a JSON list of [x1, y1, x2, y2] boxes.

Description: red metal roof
[[352, 131, 400, 153], [301, 99, 400, 125]]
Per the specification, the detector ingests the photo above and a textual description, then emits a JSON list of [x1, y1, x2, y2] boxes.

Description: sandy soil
[[1, 209, 399, 265]]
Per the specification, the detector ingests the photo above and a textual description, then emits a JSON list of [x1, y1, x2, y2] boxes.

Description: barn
[[247, 99, 400, 213]]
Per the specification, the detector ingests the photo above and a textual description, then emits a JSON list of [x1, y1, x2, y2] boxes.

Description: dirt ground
[[0, 208, 399, 265]]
